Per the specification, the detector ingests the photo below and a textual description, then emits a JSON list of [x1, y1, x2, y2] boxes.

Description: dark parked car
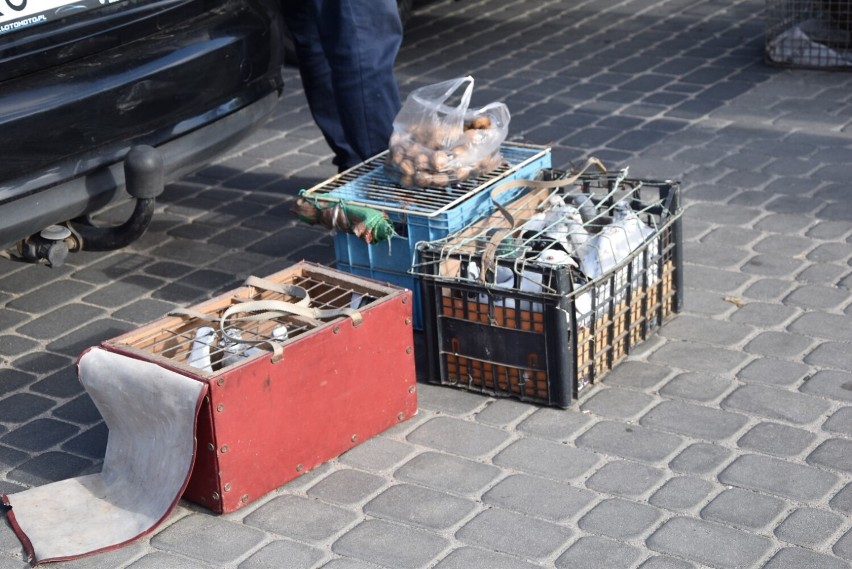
[[0, 0, 286, 266]]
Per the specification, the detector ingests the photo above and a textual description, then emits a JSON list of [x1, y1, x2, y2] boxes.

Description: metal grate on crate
[[766, 0, 852, 69], [302, 143, 550, 216], [411, 168, 679, 297], [113, 264, 396, 375]]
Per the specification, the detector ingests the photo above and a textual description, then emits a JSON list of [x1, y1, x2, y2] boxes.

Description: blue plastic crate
[[335, 263, 422, 330], [321, 143, 551, 274]]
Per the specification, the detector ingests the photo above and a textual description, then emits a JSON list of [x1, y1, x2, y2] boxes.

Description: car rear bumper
[[0, 0, 284, 250], [0, 91, 279, 250]]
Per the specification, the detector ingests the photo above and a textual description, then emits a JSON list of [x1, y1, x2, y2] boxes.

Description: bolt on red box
[[101, 261, 418, 513]]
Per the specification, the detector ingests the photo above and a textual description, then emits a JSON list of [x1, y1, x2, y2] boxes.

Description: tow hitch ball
[[18, 146, 165, 268]]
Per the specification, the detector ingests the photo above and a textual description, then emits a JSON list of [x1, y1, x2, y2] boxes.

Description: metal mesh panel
[[302, 143, 549, 216], [766, 0, 852, 68], [116, 266, 390, 374]]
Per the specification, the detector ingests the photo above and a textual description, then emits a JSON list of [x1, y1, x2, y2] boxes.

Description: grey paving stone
[[406, 416, 511, 459], [415, 383, 489, 416], [331, 519, 448, 569], [51, 394, 101, 425], [831, 483, 852, 515], [483, 473, 595, 523], [238, 540, 326, 569], [60, 422, 107, 459], [364, 483, 475, 531], [754, 213, 814, 235], [789, 312, 852, 342], [493, 438, 600, 482], [596, 361, 673, 390], [554, 536, 643, 569], [804, 243, 851, 264], [805, 342, 852, 372], [393, 452, 501, 497], [433, 547, 542, 569], [126, 552, 216, 569], [681, 288, 736, 317], [456, 507, 571, 560], [639, 400, 748, 442], [516, 407, 592, 442], [807, 439, 852, 475], [0, 393, 54, 423], [579, 388, 656, 420], [0, 367, 42, 398], [15, 304, 106, 340], [321, 559, 383, 569], [774, 507, 845, 549], [639, 556, 695, 569], [682, 242, 751, 269], [836, 529, 852, 563], [753, 235, 813, 257], [682, 265, 750, 293], [719, 454, 839, 502], [742, 279, 795, 302], [721, 384, 831, 425], [785, 285, 851, 311], [796, 263, 849, 286], [649, 476, 717, 513], [244, 495, 357, 542], [800, 370, 852, 402], [699, 227, 763, 249], [576, 420, 683, 463], [741, 254, 803, 278], [306, 469, 386, 506], [660, 314, 753, 346], [649, 341, 748, 375], [0, 418, 79, 452], [824, 407, 852, 436], [737, 358, 813, 387], [6, 280, 93, 314], [737, 422, 816, 457], [150, 514, 265, 566], [700, 487, 787, 531], [473, 399, 533, 427], [764, 547, 851, 569], [659, 372, 733, 403], [338, 436, 415, 472], [579, 497, 663, 540], [585, 460, 665, 498], [743, 332, 813, 360], [6, 451, 92, 486], [646, 517, 772, 569], [669, 443, 733, 476]]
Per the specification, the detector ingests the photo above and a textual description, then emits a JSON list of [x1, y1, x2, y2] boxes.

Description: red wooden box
[[101, 261, 418, 513]]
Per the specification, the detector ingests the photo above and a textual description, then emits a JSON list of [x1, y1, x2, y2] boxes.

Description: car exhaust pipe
[[18, 146, 165, 267], [69, 145, 165, 252]]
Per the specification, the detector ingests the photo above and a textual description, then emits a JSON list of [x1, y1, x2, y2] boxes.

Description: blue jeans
[[282, 0, 403, 171]]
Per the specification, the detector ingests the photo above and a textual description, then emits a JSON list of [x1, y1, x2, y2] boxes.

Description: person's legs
[[316, 0, 403, 169], [282, 0, 360, 170]]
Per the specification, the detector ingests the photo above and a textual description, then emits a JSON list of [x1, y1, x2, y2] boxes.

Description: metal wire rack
[[111, 263, 395, 375], [411, 168, 679, 300], [301, 143, 550, 216], [766, 0, 852, 68]]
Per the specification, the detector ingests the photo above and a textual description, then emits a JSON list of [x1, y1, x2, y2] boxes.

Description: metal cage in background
[[766, 0, 852, 68]]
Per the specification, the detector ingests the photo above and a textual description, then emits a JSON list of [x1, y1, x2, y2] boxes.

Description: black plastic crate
[[414, 168, 683, 408]]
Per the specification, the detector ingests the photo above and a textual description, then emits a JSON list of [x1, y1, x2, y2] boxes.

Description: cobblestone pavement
[[2, 0, 852, 567]]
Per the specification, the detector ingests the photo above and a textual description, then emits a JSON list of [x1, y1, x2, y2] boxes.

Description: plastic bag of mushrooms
[[384, 76, 511, 189]]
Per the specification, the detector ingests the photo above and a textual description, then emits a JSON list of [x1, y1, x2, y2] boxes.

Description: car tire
[[283, 0, 413, 64]]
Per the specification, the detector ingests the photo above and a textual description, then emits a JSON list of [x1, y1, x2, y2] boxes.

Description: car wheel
[[284, 0, 413, 64]]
